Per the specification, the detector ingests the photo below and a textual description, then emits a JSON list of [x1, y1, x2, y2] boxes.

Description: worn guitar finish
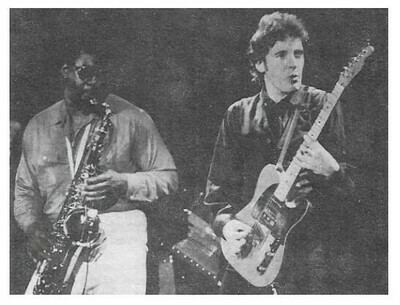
[[221, 45, 374, 287]]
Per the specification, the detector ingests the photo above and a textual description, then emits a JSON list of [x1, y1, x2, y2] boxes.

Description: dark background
[[10, 8, 388, 294]]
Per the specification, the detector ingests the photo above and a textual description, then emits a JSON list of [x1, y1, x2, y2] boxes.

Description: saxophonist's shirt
[[14, 94, 178, 232]]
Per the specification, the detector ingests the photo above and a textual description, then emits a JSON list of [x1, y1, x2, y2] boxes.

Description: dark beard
[[67, 83, 108, 115], [67, 90, 99, 115], [80, 94, 106, 116], [80, 96, 98, 115]]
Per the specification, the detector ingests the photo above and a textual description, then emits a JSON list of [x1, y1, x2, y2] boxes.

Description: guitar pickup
[[260, 211, 276, 228]]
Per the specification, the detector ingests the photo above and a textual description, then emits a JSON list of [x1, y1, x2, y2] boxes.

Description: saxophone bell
[[63, 207, 101, 246]]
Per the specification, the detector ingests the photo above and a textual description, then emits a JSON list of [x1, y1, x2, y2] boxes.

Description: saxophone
[[31, 99, 113, 294]]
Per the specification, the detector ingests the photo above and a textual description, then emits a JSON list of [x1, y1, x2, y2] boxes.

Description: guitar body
[[221, 164, 309, 287]]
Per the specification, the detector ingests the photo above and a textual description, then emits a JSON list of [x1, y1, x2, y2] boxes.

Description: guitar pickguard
[[221, 164, 310, 287]]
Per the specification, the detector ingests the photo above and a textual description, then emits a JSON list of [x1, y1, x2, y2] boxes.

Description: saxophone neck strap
[[65, 123, 92, 179]]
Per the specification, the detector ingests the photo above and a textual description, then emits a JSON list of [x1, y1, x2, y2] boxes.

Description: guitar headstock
[[338, 44, 375, 88]]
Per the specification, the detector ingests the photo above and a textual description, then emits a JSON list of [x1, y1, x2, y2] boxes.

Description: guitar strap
[[275, 85, 309, 171], [275, 107, 301, 172]]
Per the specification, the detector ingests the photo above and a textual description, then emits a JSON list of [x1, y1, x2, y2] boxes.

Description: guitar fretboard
[[274, 83, 345, 202]]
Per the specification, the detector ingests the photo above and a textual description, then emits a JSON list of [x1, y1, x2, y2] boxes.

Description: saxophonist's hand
[[26, 222, 51, 263], [81, 170, 128, 204]]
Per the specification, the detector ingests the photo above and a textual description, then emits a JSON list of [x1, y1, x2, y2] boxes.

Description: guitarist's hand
[[294, 134, 340, 178], [222, 220, 251, 254]]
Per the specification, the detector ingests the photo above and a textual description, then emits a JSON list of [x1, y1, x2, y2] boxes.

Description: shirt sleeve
[[204, 106, 243, 237], [13, 128, 44, 233], [124, 110, 178, 203]]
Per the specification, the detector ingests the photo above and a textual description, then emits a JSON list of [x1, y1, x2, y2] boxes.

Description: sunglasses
[[74, 65, 99, 81]]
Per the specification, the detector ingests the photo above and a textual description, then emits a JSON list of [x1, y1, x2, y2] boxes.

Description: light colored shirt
[[14, 94, 178, 232]]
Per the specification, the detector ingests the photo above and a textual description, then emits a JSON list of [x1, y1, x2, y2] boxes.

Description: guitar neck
[[274, 83, 345, 202]]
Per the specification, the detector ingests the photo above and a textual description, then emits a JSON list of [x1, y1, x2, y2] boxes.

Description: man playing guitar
[[204, 12, 355, 294]]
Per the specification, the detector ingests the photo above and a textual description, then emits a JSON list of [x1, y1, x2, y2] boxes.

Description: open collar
[[260, 87, 296, 117], [49, 99, 101, 129], [49, 100, 68, 127]]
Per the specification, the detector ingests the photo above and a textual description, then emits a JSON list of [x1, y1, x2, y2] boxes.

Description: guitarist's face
[[260, 37, 305, 95]]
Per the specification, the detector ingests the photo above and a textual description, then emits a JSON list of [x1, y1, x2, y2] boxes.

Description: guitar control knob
[[256, 265, 267, 275]]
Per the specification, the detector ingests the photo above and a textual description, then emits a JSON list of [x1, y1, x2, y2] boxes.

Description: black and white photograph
[[8, 7, 389, 298]]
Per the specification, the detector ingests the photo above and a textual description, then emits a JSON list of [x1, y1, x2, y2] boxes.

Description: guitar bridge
[[256, 238, 282, 275]]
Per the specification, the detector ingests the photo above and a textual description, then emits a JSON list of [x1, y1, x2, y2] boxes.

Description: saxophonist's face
[[63, 53, 99, 107]]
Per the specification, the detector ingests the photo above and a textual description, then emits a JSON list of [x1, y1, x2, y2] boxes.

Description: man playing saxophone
[[13, 44, 178, 294]]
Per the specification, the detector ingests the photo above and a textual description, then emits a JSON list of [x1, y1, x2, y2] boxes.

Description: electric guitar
[[221, 45, 374, 287]]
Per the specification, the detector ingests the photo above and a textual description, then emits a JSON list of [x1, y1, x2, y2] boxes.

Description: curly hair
[[247, 12, 309, 85]]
